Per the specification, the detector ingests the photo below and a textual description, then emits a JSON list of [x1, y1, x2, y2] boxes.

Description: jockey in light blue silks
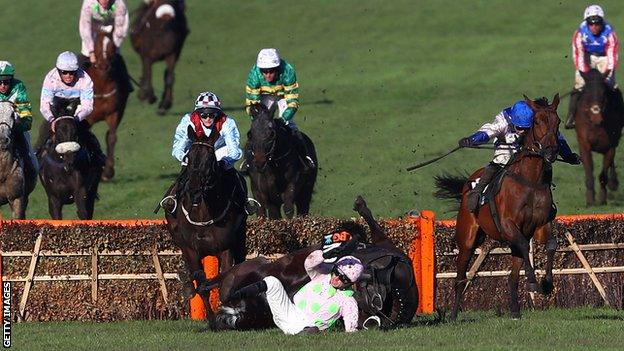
[[458, 100, 581, 212], [172, 91, 242, 168]]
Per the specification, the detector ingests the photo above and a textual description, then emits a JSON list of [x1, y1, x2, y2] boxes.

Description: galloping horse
[[86, 27, 130, 181], [572, 69, 624, 205], [38, 98, 103, 219], [196, 196, 418, 331], [164, 124, 248, 329], [435, 96, 561, 320], [246, 104, 317, 218], [0, 102, 37, 218], [130, 0, 188, 115]]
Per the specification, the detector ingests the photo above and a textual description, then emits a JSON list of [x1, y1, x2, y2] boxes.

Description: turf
[[2, 0, 624, 220], [10, 307, 624, 351]]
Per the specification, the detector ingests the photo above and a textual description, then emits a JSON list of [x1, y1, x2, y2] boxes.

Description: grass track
[[10, 308, 624, 350], [3, 0, 624, 219]]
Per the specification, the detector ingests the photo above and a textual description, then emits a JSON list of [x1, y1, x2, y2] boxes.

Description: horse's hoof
[[157, 107, 167, 116], [147, 96, 157, 104], [540, 278, 554, 295], [182, 284, 196, 299], [101, 168, 115, 182], [527, 282, 539, 292]]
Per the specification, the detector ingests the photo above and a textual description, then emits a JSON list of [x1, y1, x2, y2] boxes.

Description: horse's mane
[[0, 102, 15, 124]]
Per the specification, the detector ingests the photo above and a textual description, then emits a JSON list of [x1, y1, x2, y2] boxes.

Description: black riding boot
[[34, 122, 51, 156], [78, 121, 106, 169], [292, 130, 315, 171], [565, 89, 582, 129], [227, 280, 268, 302], [466, 163, 500, 212], [12, 130, 36, 177]]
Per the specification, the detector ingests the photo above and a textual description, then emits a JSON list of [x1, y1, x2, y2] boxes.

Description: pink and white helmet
[[584, 5, 604, 20], [194, 91, 222, 111], [335, 256, 364, 283]]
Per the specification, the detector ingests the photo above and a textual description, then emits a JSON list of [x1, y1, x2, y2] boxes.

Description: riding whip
[[406, 144, 507, 171]]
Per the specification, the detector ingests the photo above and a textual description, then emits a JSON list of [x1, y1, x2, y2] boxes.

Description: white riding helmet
[[56, 51, 79, 71], [584, 4, 604, 20], [256, 48, 281, 69], [194, 91, 222, 111]]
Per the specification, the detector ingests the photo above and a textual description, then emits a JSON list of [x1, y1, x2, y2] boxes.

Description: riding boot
[[12, 129, 37, 177], [78, 121, 106, 169], [565, 89, 582, 129], [34, 122, 51, 156], [466, 163, 500, 212], [227, 280, 268, 302], [292, 130, 315, 172], [239, 142, 253, 176]]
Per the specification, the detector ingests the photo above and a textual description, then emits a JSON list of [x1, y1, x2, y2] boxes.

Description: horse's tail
[[434, 172, 469, 203]]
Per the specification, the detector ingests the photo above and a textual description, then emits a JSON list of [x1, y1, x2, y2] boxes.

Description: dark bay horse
[[435, 95, 561, 320], [38, 98, 103, 219], [197, 196, 418, 331], [164, 124, 248, 329], [573, 69, 624, 205], [0, 102, 37, 218], [130, 0, 188, 115], [86, 28, 130, 181], [246, 104, 317, 218]]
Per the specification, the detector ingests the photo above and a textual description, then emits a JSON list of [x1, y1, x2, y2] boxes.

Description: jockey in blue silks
[[458, 100, 581, 212], [172, 91, 242, 168]]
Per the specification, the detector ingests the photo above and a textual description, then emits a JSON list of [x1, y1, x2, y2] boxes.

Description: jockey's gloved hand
[[322, 239, 358, 263], [458, 137, 473, 148], [217, 160, 227, 169], [565, 153, 582, 165], [603, 69, 612, 81]]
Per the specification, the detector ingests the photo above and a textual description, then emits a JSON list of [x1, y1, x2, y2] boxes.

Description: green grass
[[2, 0, 624, 220], [10, 308, 624, 350]]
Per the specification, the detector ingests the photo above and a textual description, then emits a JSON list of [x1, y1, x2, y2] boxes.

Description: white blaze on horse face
[[590, 104, 601, 115], [155, 4, 176, 19], [102, 36, 111, 60]]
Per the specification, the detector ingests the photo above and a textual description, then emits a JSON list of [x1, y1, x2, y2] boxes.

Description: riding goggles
[[196, 108, 221, 120], [586, 16, 604, 25], [58, 69, 77, 76]]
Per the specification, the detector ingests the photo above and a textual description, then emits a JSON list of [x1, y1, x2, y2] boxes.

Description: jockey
[[458, 100, 581, 212], [79, 0, 133, 93], [0, 61, 37, 175], [242, 48, 315, 172], [227, 247, 363, 334], [565, 4, 619, 129], [38, 51, 105, 166], [172, 91, 242, 168]]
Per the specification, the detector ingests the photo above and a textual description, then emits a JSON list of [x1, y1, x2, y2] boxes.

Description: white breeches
[[575, 55, 617, 89], [263, 276, 311, 335]]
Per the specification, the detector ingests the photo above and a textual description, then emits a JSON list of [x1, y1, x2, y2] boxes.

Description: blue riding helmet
[[509, 101, 534, 129]]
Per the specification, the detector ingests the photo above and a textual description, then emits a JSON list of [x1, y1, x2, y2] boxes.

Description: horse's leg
[[183, 247, 217, 330], [267, 202, 282, 219], [47, 196, 63, 219], [608, 160, 619, 191], [508, 250, 524, 319], [450, 210, 479, 321], [157, 54, 177, 115], [230, 215, 248, 265], [502, 221, 539, 292], [9, 197, 25, 219], [294, 186, 312, 217], [75, 188, 91, 220], [353, 195, 394, 249], [281, 184, 296, 219], [598, 148, 616, 204], [102, 115, 118, 181], [534, 224, 555, 295], [580, 145, 596, 206], [139, 56, 157, 104]]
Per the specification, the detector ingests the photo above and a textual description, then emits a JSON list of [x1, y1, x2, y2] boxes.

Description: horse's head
[[93, 27, 117, 72], [523, 94, 561, 163], [580, 69, 608, 125], [0, 101, 15, 151], [50, 97, 81, 170], [185, 124, 220, 205], [248, 103, 283, 171]]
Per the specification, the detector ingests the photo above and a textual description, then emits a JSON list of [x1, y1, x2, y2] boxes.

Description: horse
[[38, 98, 103, 219], [434, 95, 561, 320], [196, 196, 418, 331], [164, 124, 248, 329], [246, 104, 317, 219], [86, 27, 130, 181], [130, 0, 189, 115], [572, 69, 624, 206], [0, 102, 37, 218]]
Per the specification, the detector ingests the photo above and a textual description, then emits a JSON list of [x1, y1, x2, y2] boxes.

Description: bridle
[[251, 119, 292, 172]]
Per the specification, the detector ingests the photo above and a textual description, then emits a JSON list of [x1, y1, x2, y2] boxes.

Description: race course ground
[[11, 307, 624, 351], [3, 0, 624, 220]]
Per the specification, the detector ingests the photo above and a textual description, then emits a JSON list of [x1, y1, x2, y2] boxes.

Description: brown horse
[[86, 28, 130, 181], [0, 102, 37, 218], [130, 0, 188, 115], [246, 104, 317, 218], [164, 124, 248, 329], [572, 69, 624, 205], [435, 95, 561, 320], [195, 196, 418, 331]]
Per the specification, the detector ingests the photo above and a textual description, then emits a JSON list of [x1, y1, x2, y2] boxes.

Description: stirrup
[[160, 195, 177, 213], [245, 198, 261, 215], [305, 156, 315, 168]]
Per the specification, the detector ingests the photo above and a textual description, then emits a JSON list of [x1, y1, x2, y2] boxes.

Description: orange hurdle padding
[[418, 210, 435, 314], [189, 256, 220, 320]]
